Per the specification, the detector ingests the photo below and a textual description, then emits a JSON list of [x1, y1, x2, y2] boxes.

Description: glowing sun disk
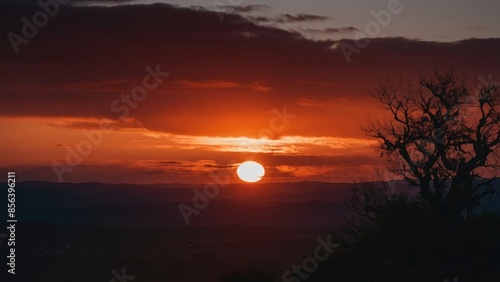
[[237, 161, 265, 183]]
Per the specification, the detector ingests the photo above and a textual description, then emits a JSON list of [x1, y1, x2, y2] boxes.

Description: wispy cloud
[[250, 13, 332, 23], [140, 133, 377, 155], [222, 4, 271, 13], [301, 27, 360, 34], [171, 80, 271, 91]]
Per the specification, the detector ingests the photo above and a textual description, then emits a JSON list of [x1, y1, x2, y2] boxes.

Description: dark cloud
[[221, 4, 271, 13], [71, 0, 135, 3], [1, 3, 499, 139], [48, 118, 144, 130], [279, 13, 332, 22], [189, 4, 270, 15], [250, 13, 332, 23], [301, 27, 360, 34], [1, 0, 134, 7], [159, 161, 183, 165]]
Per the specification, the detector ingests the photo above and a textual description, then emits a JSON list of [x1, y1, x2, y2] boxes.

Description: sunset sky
[[1, 0, 499, 183]]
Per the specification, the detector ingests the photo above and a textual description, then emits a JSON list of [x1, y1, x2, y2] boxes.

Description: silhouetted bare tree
[[363, 69, 499, 217]]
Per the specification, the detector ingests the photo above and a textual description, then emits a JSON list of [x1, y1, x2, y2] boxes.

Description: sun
[[237, 161, 265, 183]]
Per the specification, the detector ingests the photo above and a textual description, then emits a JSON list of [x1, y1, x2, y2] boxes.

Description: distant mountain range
[[1, 180, 498, 229], [0, 181, 354, 229]]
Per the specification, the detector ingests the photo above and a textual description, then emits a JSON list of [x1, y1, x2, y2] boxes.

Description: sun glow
[[237, 161, 265, 183]]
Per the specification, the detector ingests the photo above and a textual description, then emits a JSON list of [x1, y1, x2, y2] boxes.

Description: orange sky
[[1, 2, 499, 183]]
